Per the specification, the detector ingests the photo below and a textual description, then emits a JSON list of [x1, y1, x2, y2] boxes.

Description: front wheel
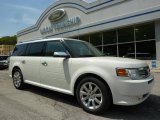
[[13, 69, 25, 90], [76, 77, 112, 114]]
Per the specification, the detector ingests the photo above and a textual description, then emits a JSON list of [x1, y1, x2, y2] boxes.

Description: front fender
[[70, 66, 113, 95]]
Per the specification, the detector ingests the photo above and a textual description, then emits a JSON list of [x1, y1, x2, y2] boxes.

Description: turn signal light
[[116, 68, 128, 77]]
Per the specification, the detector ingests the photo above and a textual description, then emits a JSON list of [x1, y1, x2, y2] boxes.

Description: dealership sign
[[48, 9, 66, 22], [40, 9, 81, 35]]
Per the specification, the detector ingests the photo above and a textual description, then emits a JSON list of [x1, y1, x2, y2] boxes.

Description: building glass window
[[79, 35, 89, 42], [103, 45, 117, 56], [96, 46, 102, 52], [72, 36, 79, 39], [103, 30, 117, 45], [118, 27, 134, 43], [136, 41, 156, 60], [118, 43, 135, 58], [135, 23, 155, 41], [90, 32, 102, 46], [69, 22, 156, 60]]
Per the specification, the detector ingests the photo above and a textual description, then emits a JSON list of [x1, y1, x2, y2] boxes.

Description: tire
[[12, 69, 25, 90], [76, 77, 112, 114]]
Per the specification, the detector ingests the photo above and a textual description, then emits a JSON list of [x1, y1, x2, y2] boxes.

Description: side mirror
[[53, 52, 70, 58]]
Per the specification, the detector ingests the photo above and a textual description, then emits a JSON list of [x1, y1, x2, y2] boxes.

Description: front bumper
[[113, 75, 154, 105]]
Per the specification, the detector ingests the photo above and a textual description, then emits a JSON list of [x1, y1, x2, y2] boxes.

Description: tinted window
[[136, 41, 156, 60], [79, 35, 89, 42], [135, 23, 155, 41], [118, 27, 134, 43], [103, 45, 117, 56], [45, 41, 66, 56], [96, 46, 102, 52], [72, 36, 79, 39], [90, 32, 102, 46], [12, 44, 27, 56], [27, 42, 44, 56], [66, 40, 102, 57], [103, 30, 117, 45], [118, 43, 135, 58]]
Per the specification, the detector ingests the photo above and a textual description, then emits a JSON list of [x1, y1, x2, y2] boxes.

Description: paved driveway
[[0, 70, 160, 120]]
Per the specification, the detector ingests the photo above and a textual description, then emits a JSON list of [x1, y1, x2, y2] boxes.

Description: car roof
[[17, 38, 82, 45]]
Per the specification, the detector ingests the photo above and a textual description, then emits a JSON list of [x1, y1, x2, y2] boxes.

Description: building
[[17, 0, 160, 64], [0, 45, 14, 55]]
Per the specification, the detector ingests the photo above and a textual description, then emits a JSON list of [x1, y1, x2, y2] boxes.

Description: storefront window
[[70, 22, 156, 60], [118, 27, 134, 43], [136, 41, 156, 60], [103, 45, 117, 56], [79, 35, 89, 42], [103, 30, 117, 45], [96, 46, 102, 52], [72, 36, 79, 39], [135, 23, 155, 41], [90, 32, 102, 46], [118, 43, 135, 58]]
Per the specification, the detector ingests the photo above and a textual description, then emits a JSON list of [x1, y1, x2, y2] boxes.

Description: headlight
[[128, 69, 141, 80], [117, 67, 150, 80]]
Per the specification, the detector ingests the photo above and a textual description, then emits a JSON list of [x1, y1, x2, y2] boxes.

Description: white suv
[[9, 38, 154, 114]]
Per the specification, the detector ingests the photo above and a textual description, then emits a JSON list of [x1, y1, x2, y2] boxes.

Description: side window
[[27, 42, 44, 56], [12, 44, 27, 56], [45, 41, 66, 56]]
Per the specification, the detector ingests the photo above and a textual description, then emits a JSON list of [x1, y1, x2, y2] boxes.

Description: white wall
[[17, 0, 160, 42]]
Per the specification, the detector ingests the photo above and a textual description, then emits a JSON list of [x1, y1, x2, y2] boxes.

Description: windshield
[[65, 40, 103, 57]]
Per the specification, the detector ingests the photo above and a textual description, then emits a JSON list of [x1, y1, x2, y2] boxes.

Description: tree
[[0, 35, 17, 45]]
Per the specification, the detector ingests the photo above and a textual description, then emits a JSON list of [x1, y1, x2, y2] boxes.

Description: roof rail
[[19, 38, 43, 43]]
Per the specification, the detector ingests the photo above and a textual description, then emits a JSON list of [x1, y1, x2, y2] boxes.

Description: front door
[[39, 41, 71, 91]]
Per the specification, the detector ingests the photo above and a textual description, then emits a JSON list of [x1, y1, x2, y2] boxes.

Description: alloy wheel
[[13, 71, 22, 88], [80, 82, 103, 110]]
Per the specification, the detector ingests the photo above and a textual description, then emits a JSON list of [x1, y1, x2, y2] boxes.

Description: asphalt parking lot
[[0, 70, 160, 120]]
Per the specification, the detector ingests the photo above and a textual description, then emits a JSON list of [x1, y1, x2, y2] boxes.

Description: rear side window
[[12, 44, 27, 56], [26, 42, 44, 56], [45, 41, 66, 56]]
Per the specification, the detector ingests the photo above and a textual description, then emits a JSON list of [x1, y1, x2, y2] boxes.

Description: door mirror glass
[[53, 52, 70, 58]]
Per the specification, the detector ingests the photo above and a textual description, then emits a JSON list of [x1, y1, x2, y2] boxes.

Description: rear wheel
[[13, 69, 25, 90], [76, 77, 112, 114]]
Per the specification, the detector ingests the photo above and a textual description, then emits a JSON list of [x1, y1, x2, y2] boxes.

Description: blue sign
[[151, 60, 157, 68]]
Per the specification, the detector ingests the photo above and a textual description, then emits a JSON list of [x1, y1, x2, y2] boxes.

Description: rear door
[[22, 42, 45, 83]]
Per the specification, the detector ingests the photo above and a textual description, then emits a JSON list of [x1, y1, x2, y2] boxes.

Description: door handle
[[41, 61, 48, 66], [21, 60, 26, 64]]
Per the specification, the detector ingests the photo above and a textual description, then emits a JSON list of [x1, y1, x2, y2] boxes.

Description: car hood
[[82, 57, 147, 68]]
